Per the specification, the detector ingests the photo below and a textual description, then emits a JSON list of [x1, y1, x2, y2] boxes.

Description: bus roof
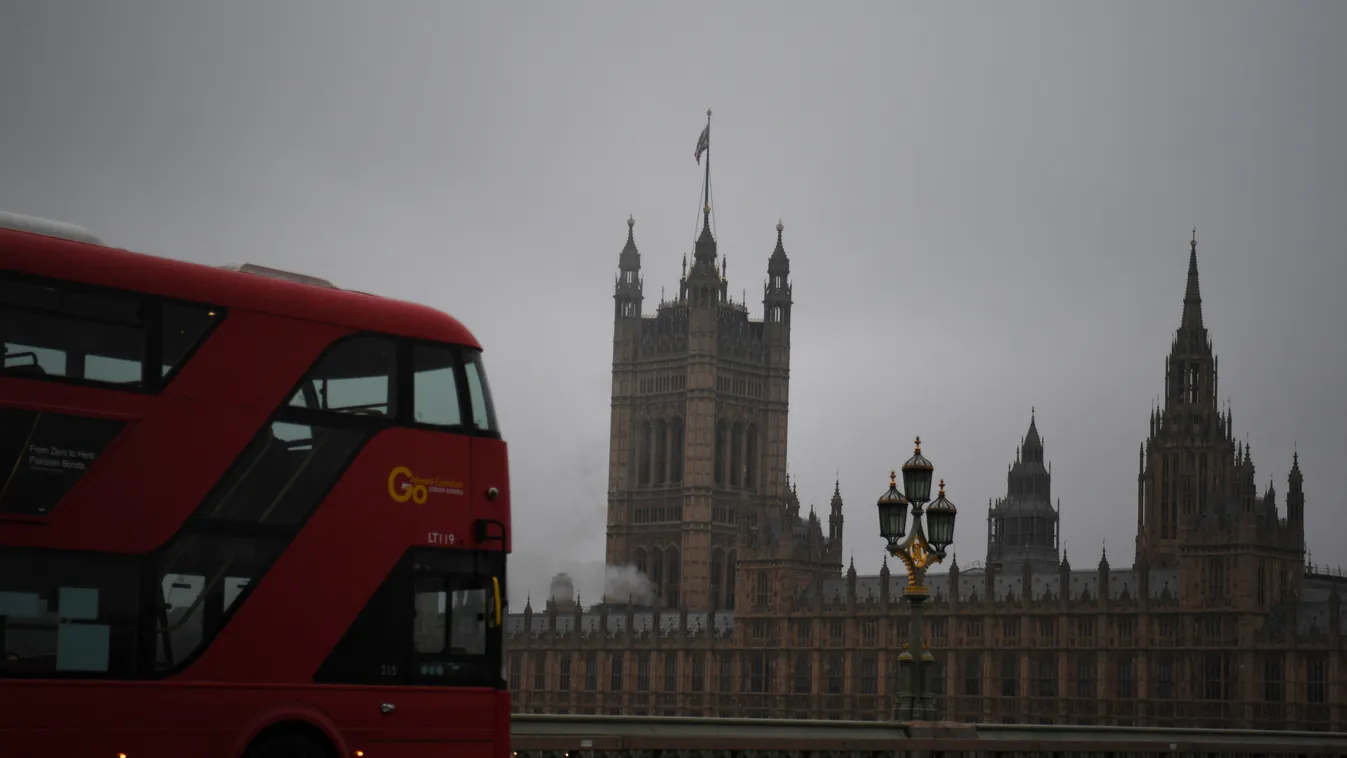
[[0, 210, 105, 246], [0, 216, 482, 349]]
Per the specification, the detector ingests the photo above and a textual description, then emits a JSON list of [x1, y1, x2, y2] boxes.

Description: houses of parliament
[[504, 203, 1345, 731]]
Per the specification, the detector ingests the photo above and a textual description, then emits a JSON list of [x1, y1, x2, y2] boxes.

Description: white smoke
[[603, 563, 656, 606], [548, 572, 576, 604]]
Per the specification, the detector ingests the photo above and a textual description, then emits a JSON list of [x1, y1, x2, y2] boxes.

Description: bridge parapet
[[511, 713, 1347, 757]]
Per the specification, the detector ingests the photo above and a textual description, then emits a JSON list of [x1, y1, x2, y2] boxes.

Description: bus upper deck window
[[412, 345, 463, 428], [289, 336, 397, 417], [461, 350, 498, 434]]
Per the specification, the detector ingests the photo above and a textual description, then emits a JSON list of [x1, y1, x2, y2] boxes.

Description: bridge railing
[[512, 713, 1347, 757]]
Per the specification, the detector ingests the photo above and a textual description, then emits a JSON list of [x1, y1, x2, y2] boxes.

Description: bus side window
[[153, 419, 366, 672], [1, 276, 146, 386], [160, 301, 221, 379], [288, 336, 398, 417], [0, 550, 141, 677], [460, 350, 499, 434], [0, 408, 127, 518], [0, 274, 222, 389], [412, 345, 464, 427]]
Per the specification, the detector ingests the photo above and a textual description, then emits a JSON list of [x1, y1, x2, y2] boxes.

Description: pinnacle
[[1180, 229, 1204, 333], [768, 219, 790, 274], [618, 215, 640, 268], [1024, 408, 1042, 449]]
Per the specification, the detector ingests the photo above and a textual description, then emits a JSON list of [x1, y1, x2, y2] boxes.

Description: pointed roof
[[692, 206, 717, 267], [1180, 228, 1204, 332], [768, 219, 790, 274], [1005, 408, 1048, 475], [618, 215, 640, 270], [1023, 407, 1042, 451]]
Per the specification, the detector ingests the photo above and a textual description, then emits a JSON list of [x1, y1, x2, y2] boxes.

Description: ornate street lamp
[[875, 437, 958, 722]]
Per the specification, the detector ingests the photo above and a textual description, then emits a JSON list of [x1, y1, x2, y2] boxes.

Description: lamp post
[[876, 437, 958, 722]]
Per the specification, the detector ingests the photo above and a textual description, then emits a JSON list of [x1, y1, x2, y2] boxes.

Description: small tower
[[986, 409, 1061, 574], [682, 205, 721, 308], [1097, 543, 1111, 607], [764, 220, 792, 327], [614, 215, 643, 320], [1287, 449, 1305, 531], [760, 220, 794, 503], [829, 478, 844, 545]]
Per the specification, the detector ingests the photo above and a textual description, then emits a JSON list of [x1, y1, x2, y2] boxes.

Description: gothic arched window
[[1207, 558, 1225, 603], [730, 421, 744, 487], [725, 551, 737, 610], [654, 419, 668, 484], [745, 424, 759, 490], [714, 420, 728, 486], [637, 419, 653, 486], [793, 653, 811, 694], [669, 417, 685, 484], [650, 546, 665, 603], [665, 546, 681, 608], [710, 548, 725, 609]]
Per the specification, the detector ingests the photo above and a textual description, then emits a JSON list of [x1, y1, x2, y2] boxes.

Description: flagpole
[[692, 109, 713, 246], [703, 108, 712, 231]]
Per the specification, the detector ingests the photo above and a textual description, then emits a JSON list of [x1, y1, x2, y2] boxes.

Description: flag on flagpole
[[694, 124, 709, 165]]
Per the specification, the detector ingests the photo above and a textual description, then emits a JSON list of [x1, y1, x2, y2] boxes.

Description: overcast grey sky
[[4, 1, 1345, 609]]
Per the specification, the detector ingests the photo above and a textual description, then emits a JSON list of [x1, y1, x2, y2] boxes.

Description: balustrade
[[511, 713, 1347, 758]]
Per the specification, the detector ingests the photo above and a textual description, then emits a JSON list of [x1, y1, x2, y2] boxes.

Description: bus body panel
[[471, 436, 513, 553], [157, 308, 352, 408], [0, 680, 497, 758], [0, 388, 265, 550], [182, 427, 478, 684]]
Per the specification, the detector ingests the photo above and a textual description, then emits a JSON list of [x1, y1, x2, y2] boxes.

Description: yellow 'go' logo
[[388, 466, 428, 505]]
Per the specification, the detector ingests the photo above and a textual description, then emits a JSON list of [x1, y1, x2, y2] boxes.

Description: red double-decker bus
[[0, 211, 512, 758]]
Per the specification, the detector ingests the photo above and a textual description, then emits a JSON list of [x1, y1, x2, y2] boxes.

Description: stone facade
[[605, 212, 794, 613], [507, 226, 1346, 730]]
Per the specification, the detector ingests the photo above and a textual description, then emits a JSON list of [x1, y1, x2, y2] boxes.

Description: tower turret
[[1164, 230, 1217, 412], [1137, 230, 1234, 568], [614, 215, 643, 319], [829, 478, 844, 545], [1287, 448, 1305, 532], [763, 220, 792, 327], [986, 409, 1060, 573]]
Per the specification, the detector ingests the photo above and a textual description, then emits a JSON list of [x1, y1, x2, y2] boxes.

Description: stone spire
[[1180, 228, 1204, 333]]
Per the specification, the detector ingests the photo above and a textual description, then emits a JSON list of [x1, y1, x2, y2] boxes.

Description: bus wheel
[[243, 726, 334, 758]]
